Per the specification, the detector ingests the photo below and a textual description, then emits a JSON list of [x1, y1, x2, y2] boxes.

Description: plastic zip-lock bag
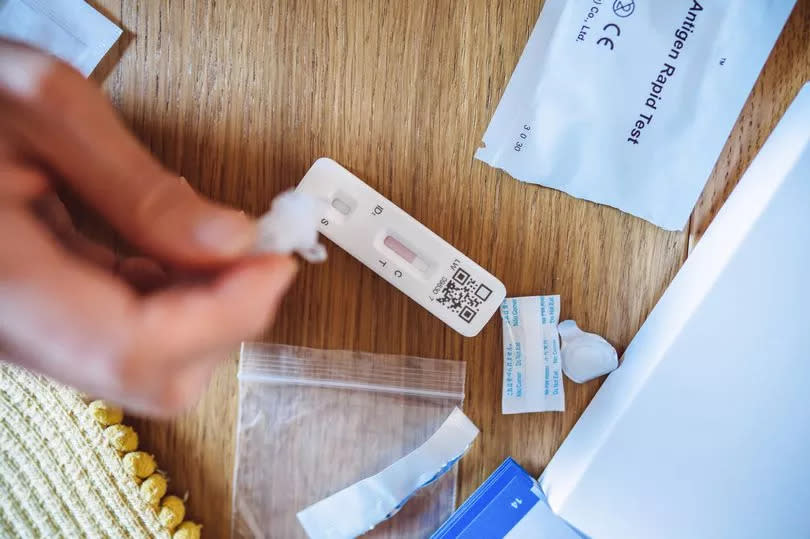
[[232, 343, 469, 538]]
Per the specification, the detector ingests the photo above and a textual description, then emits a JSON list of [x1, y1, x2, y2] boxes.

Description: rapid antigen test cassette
[[297, 158, 506, 337]]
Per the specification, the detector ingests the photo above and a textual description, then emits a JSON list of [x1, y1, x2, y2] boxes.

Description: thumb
[[120, 173, 258, 265]]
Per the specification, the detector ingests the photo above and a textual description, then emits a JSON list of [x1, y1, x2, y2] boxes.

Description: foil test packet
[[476, 0, 796, 229]]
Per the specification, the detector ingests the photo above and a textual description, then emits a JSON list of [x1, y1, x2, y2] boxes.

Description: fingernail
[[194, 212, 256, 256]]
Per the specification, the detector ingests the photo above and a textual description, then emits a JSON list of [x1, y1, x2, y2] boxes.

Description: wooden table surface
[[87, 1, 810, 536]]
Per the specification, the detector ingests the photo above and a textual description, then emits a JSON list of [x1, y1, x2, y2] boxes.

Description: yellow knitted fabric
[[0, 362, 170, 538]]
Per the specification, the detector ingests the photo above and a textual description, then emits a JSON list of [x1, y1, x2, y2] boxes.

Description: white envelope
[[540, 83, 810, 538]]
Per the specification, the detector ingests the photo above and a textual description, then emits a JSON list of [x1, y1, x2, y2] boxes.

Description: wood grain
[[84, 1, 810, 536]]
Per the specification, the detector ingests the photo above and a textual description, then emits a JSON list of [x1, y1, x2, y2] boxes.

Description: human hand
[[0, 40, 297, 416]]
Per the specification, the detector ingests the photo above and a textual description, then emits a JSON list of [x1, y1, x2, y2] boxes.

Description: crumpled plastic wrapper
[[558, 320, 618, 384], [254, 190, 327, 263]]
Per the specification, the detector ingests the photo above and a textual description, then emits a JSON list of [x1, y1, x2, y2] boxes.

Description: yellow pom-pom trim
[[87, 400, 200, 535], [87, 400, 123, 426], [122, 451, 157, 479], [140, 473, 168, 507], [158, 495, 186, 531], [104, 424, 138, 452], [173, 521, 202, 539]]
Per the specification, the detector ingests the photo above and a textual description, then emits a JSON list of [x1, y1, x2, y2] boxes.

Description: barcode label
[[436, 267, 494, 323]]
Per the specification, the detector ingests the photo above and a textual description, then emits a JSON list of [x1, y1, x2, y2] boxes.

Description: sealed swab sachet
[[0, 0, 122, 77], [233, 343, 470, 538], [476, 0, 796, 229], [254, 190, 327, 263], [558, 320, 618, 384], [298, 407, 479, 538], [501, 296, 564, 413]]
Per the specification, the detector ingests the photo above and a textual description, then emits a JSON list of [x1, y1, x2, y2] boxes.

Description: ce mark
[[596, 23, 621, 50]]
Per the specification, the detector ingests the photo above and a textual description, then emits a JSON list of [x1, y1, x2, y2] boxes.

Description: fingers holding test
[[0, 207, 137, 398], [113, 254, 297, 414], [135, 255, 297, 365], [31, 193, 118, 270], [0, 205, 298, 413], [0, 41, 300, 415]]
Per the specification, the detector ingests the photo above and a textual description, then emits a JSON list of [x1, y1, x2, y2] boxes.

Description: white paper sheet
[[298, 407, 479, 539], [0, 0, 122, 76], [540, 83, 810, 538]]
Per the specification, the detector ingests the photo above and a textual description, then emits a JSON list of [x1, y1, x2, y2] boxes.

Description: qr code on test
[[436, 268, 493, 323]]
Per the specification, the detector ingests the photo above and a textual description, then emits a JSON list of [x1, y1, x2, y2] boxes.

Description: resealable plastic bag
[[232, 343, 471, 538], [476, 0, 797, 230]]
